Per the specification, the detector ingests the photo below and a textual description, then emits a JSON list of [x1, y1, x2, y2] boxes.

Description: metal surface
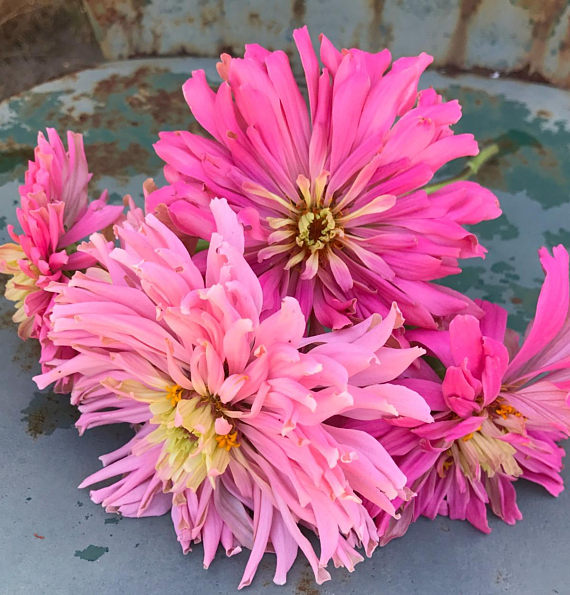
[[0, 58, 569, 593], [81, 0, 570, 88]]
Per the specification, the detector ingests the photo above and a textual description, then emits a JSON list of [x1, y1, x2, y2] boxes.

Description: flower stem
[[424, 143, 500, 194]]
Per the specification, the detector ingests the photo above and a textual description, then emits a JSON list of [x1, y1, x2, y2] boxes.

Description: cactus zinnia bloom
[[36, 198, 431, 587], [0, 129, 122, 381], [357, 245, 570, 540], [151, 26, 500, 330]]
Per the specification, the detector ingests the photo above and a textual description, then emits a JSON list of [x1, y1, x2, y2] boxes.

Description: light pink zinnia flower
[[36, 198, 431, 587], [355, 245, 570, 540], [0, 129, 123, 382], [150, 26, 500, 330]]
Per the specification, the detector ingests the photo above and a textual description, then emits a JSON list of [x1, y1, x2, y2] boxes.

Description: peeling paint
[[104, 516, 121, 525], [74, 545, 109, 561]]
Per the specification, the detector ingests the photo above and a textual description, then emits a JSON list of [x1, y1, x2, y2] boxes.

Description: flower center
[[296, 207, 340, 253], [439, 397, 526, 481], [127, 379, 241, 492], [256, 172, 346, 275]]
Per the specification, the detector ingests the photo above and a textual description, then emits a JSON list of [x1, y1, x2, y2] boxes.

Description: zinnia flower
[[150, 26, 501, 330], [0, 129, 123, 384], [36, 198, 432, 587], [356, 245, 570, 540]]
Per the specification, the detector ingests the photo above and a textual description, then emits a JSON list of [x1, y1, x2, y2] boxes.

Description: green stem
[[195, 238, 210, 253], [424, 143, 500, 194]]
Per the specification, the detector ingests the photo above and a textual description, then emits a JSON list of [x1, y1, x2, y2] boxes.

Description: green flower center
[[296, 207, 341, 253]]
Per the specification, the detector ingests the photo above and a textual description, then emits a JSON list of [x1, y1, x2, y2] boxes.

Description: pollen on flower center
[[215, 431, 240, 451], [167, 384, 186, 407], [296, 207, 340, 253], [492, 402, 522, 420]]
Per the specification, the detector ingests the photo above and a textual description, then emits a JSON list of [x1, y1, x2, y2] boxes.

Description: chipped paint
[[74, 545, 109, 561], [104, 516, 121, 524]]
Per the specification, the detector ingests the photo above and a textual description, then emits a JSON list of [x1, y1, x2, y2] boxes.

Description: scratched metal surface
[[81, 0, 570, 88], [0, 58, 569, 594]]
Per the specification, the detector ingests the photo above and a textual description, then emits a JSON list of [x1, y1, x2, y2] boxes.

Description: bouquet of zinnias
[[2, 27, 570, 589]]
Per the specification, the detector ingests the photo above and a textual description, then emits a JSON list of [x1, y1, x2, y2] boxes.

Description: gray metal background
[[0, 57, 569, 593]]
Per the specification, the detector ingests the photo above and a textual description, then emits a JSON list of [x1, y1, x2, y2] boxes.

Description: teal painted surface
[[0, 59, 569, 593]]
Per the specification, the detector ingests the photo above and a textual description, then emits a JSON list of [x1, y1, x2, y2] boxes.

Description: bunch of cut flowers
[[2, 27, 569, 589]]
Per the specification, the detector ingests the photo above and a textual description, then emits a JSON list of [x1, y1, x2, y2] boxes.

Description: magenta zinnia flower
[[0, 129, 123, 383], [357, 245, 570, 540], [36, 198, 432, 587], [150, 26, 500, 330]]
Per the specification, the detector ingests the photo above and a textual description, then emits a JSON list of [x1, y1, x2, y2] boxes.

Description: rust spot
[[536, 145, 564, 180], [87, 4, 121, 28], [0, 308, 15, 329], [519, 0, 568, 74], [92, 66, 166, 98], [368, 0, 392, 50], [511, 296, 523, 304], [536, 108, 553, 118], [0, 137, 32, 154], [33, 533, 45, 539], [556, 13, 570, 87], [292, 0, 306, 26], [85, 141, 151, 184], [447, 0, 483, 67], [200, 3, 221, 28], [248, 12, 261, 26], [296, 566, 320, 595], [149, 88, 188, 125], [0, 136, 34, 174], [42, 67, 196, 138], [12, 339, 41, 373]]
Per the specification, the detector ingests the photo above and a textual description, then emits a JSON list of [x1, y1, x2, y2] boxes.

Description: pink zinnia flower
[[0, 129, 123, 382], [356, 245, 570, 540], [150, 26, 500, 330], [36, 198, 431, 587]]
